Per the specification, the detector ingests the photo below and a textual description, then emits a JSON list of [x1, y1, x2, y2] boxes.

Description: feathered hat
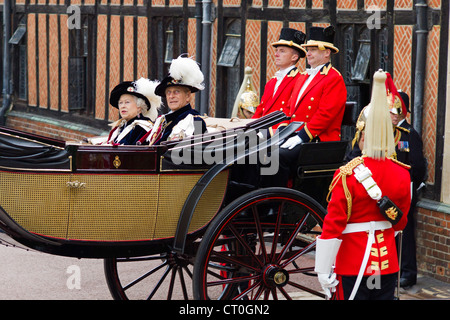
[[385, 73, 407, 115], [110, 78, 161, 121], [363, 69, 396, 160], [155, 55, 205, 97]]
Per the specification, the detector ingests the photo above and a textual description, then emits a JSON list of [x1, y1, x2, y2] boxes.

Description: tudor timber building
[[0, 0, 449, 283]]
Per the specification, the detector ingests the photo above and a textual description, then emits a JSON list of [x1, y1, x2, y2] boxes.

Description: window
[[217, 34, 240, 67], [68, 17, 89, 111], [9, 21, 28, 100]]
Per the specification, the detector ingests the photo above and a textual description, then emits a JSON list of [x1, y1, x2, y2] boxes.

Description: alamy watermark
[[169, 123, 280, 176], [366, 5, 382, 30], [67, 5, 81, 30], [66, 264, 81, 290]]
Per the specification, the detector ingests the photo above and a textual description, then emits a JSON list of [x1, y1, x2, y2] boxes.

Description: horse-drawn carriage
[[0, 111, 349, 300]]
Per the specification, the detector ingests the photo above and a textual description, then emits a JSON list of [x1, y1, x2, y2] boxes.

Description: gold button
[[282, 101, 285, 105], [311, 97, 314, 101], [292, 114, 296, 118], [280, 108, 283, 111], [306, 115, 309, 118], [308, 106, 311, 110]]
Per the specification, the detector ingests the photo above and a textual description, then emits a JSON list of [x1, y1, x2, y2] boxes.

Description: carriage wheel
[[104, 251, 194, 300], [193, 187, 327, 300]]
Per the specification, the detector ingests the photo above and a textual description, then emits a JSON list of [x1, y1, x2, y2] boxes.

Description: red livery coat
[[252, 67, 300, 132], [286, 63, 347, 142], [321, 156, 411, 276]]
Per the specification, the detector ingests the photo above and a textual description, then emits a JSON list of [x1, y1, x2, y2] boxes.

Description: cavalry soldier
[[315, 70, 411, 300], [252, 27, 306, 133]]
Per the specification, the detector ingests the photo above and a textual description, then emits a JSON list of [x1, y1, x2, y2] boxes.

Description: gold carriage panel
[[0, 171, 71, 239], [66, 174, 160, 241], [0, 170, 229, 242], [152, 171, 229, 239]]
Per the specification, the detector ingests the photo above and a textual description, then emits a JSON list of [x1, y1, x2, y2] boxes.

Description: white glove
[[315, 237, 342, 299], [317, 272, 339, 299], [280, 135, 302, 149]]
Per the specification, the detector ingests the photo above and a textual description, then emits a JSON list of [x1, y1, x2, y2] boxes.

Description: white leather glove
[[317, 272, 339, 299], [315, 237, 342, 299], [280, 135, 302, 149]]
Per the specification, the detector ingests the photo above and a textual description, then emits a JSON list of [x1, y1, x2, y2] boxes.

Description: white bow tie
[[306, 67, 321, 76], [274, 70, 284, 81]]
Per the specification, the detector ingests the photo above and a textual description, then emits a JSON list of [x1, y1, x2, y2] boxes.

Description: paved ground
[[0, 234, 449, 300]]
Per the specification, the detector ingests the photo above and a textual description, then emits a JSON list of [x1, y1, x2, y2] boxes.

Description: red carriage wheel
[[193, 187, 327, 300]]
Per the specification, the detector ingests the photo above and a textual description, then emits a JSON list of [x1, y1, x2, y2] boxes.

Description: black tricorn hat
[[271, 27, 307, 58], [302, 26, 339, 53]]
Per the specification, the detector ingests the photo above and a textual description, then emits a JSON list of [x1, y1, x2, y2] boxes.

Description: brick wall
[[5, 112, 108, 142], [416, 200, 450, 283]]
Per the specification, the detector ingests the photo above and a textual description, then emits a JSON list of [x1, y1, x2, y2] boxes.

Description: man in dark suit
[[390, 90, 427, 288]]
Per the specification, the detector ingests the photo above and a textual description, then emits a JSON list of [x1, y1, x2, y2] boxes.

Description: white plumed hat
[[110, 78, 162, 122], [363, 69, 396, 160], [155, 55, 205, 97]]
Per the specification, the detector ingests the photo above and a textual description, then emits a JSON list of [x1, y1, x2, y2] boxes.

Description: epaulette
[[327, 156, 364, 221], [332, 67, 342, 77], [320, 64, 332, 75], [388, 156, 411, 170], [338, 156, 364, 175], [288, 69, 299, 77], [395, 126, 410, 133]]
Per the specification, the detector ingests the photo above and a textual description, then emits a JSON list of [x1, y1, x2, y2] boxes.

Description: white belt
[[342, 221, 392, 300], [342, 221, 392, 234]]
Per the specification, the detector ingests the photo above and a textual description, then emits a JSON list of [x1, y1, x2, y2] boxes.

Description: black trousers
[[400, 198, 418, 283], [337, 273, 397, 300]]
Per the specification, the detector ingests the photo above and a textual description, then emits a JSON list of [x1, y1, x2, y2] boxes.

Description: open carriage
[[0, 111, 350, 300]]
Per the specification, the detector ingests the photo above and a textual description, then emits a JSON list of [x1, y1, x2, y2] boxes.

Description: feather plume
[[133, 78, 162, 121], [169, 55, 205, 91], [364, 70, 395, 160]]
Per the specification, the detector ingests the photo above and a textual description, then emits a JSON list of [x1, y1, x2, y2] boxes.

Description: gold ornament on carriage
[[113, 155, 121, 169]]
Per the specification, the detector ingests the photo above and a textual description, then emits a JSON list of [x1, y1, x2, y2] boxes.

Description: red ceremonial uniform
[[321, 156, 411, 277], [286, 62, 347, 142], [252, 68, 300, 132]]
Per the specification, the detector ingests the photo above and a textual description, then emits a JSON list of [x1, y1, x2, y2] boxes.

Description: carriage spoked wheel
[[104, 250, 194, 300], [193, 187, 327, 300]]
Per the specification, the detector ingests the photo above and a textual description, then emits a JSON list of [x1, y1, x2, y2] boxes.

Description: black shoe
[[400, 277, 416, 288]]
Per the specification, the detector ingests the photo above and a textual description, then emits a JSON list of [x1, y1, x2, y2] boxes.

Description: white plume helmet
[[363, 69, 396, 160], [133, 78, 162, 122], [168, 55, 205, 92]]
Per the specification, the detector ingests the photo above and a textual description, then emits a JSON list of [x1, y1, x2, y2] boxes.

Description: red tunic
[[252, 67, 300, 132], [286, 63, 347, 142], [321, 157, 411, 276]]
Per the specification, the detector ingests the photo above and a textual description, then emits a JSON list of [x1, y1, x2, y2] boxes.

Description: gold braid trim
[[327, 156, 365, 221], [388, 156, 411, 170]]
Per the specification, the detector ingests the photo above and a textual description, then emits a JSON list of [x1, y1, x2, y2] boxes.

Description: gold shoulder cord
[[327, 156, 364, 221]]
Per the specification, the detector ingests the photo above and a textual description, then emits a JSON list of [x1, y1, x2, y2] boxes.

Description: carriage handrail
[[172, 121, 303, 253]]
